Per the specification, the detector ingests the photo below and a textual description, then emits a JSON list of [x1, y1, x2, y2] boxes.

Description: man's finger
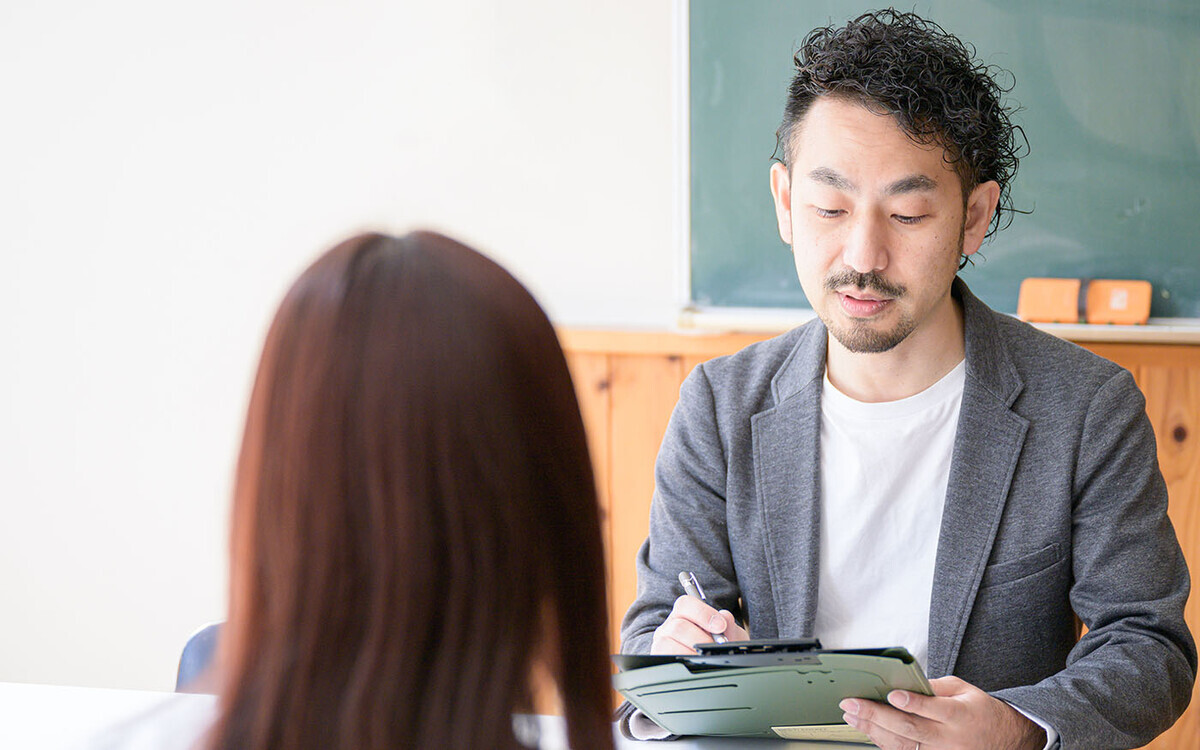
[[650, 626, 698, 654], [670, 593, 721, 624], [712, 609, 749, 640], [886, 689, 956, 723], [652, 597, 747, 655], [840, 698, 931, 745], [668, 595, 729, 643], [673, 597, 748, 641], [843, 710, 921, 750], [653, 634, 699, 654], [651, 611, 724, 654], [929, 675, 970, 695]]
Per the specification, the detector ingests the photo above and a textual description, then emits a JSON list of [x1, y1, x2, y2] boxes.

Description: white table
[[0, 681, 865, 749]]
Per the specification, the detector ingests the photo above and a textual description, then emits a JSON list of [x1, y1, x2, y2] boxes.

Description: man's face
[[769, 96, 997, 355]]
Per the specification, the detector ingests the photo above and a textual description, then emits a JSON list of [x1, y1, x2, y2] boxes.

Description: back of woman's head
[[211, 232, 612, 750]]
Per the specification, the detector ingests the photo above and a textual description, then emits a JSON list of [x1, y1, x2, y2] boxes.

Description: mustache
[[824, 270, 906, 298]]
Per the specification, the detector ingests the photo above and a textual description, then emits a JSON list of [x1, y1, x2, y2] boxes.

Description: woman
[[96, 231, 613, 750]]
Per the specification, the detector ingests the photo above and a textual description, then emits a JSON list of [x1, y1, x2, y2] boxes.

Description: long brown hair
[[208, 232, 612, 750]]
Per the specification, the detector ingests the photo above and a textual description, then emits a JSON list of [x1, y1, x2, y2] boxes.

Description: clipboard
[[612, 639, 932, 742]]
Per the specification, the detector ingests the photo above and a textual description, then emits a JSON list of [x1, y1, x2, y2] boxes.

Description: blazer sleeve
[[619, 362, 742, 654], [993, 369, 1196, 750]]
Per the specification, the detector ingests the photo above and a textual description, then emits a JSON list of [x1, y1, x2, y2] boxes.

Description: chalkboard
[[688, 0, 1200, 318]]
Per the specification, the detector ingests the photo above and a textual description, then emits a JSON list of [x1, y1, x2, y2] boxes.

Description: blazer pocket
[[979, 543, 1065, 589]]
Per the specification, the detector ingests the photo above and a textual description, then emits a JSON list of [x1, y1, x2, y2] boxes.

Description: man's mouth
[[837, 290, 892, 317], [824, 271, 906, 300]]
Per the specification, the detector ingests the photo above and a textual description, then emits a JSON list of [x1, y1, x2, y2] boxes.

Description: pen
[[678, 571, 729, 644]]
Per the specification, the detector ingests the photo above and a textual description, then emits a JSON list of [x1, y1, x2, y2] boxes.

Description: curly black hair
[[775, 9, 1027, 239]]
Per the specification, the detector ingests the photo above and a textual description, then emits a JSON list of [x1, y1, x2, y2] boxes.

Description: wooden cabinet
[[561, 330, 1199, 750]]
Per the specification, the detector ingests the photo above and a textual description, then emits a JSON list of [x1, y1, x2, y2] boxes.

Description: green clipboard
[[612, 639, 932, 742]]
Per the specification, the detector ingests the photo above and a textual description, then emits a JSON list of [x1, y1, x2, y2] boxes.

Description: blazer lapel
[[926, 280, 1030, 677], [751, 322, 827, 638]]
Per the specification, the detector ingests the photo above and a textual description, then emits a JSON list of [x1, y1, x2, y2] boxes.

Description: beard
[[812, 223, 966, 354], [819, 269, 915, 354]]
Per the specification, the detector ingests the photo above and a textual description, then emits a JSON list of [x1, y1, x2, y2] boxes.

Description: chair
[[175, 622, 222, 693]]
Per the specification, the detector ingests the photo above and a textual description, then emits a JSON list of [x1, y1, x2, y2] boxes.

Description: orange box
[[1017, 278, 1152, 325], [1085, 280, 1152, 325], [1017, 278, 1082, 323]]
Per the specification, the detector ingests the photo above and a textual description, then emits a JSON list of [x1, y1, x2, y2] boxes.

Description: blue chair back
[[175, 622, 223, 693]]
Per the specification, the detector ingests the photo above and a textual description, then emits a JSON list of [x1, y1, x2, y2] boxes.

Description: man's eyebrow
[[807, 167, 856, 192], [806, 169, 938, 195], [885, 174, 938, 195]]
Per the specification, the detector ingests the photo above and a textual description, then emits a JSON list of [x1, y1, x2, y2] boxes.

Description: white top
[[0, 683, 213, 750], [79, 693, 217, 750], [813, 360, 966, 670]]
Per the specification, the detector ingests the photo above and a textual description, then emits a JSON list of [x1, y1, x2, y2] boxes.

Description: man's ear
[[769, 162, 794, 245], [962, 180, 1000, 257]]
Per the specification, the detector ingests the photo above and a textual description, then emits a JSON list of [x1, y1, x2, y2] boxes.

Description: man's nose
[[841, 212, 889, 274]]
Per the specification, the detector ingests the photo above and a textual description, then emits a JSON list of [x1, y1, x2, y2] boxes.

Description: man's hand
[[650, 594, 749, 654], [839, 675, 1047, 750]]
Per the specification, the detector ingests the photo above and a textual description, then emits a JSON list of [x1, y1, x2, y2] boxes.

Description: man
[[620, 10, 1195, 750]]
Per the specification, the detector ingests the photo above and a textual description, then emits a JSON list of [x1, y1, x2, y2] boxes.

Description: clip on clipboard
[[612, 638, 932, 742]]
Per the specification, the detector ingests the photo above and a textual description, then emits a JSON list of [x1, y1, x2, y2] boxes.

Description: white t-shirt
[[813, 360, 966, 670], [812, 361, 1058, 749]]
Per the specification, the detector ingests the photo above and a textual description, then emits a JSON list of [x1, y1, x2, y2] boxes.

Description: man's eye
[[894, 214, 926, 225], [815, 207, 844, 218]]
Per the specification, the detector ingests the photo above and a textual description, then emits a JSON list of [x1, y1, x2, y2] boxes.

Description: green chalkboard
[[689, 0, 1200, 317]]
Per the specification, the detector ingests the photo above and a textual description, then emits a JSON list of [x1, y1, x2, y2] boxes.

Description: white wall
[[0, 1, 679, 691]]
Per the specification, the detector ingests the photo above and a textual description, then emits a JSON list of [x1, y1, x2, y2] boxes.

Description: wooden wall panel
[[607, 354, 688, 651], [565, 352, 612, 534], [563, 352, 614, 649], [680, 355, 712, 383], [1135, 359, 1200, 750]]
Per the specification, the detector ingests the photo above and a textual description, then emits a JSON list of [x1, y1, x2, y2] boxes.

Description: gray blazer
[[620, 280, 1195, 749]]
